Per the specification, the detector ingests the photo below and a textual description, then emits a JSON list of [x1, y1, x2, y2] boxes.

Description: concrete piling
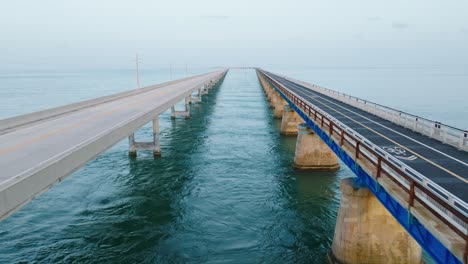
[[293, 123, 339, 171], [330, 177, 422, 264], [273, 94, 286, 118], [152, 118, 161, 157], [128, 133, 137, 157], [280, 105, 304, 135], [171, 96, 190, 119], [128, 117, 161, 157]]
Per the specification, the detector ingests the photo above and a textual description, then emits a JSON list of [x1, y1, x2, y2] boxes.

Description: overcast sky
[[1, 0, 467, 70]]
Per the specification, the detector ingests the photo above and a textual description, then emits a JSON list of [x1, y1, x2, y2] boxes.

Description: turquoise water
[[0, 68, 466, 263]]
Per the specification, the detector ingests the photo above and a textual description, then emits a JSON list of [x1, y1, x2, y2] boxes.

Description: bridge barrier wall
[[0, 70, 228, 222], [278, 75, 468, 152], [0, 71, 221, 134]]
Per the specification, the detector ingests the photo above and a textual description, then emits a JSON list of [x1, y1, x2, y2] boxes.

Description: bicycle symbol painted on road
[[382, 146, 417, 161]]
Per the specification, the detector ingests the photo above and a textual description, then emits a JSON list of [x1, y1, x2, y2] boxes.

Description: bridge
[[0, 70, 227, 221], [0, 68, 466, 264], [256, 69, 467, 264]]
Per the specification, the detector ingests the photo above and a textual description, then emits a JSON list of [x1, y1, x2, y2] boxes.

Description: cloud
[[392, 22, 409, 29], [200, 15, 230, 20]]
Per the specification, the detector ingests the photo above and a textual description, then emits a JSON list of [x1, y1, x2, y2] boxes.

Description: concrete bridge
[[0, 70, 227, 221], [257, 69, 467, 264], [0, 68, 466, 263]]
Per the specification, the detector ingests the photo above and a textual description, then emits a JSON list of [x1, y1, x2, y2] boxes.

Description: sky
[[0, 0, 467, 70]]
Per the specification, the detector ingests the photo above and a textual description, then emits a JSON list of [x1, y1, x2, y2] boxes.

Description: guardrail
[[279, 75, 468, 152], [258, 70, 467, 261]]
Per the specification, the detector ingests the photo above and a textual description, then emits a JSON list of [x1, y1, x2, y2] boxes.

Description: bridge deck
[[0, 70, 225, 220], [269, 73, 468, 202]]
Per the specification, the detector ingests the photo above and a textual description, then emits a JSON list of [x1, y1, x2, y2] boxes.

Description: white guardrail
[[285, 76, 468, 152], [262, 71, 468, 237]]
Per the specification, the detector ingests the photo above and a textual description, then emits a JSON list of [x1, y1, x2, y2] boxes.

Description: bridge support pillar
[[171, 97, 190, 119], [202, 84, 209, 95], [280, 105, 303, 135], [263, 84, 269, 97], [293, 123, 339, 170], [208, 80, 215, 90], [269, 91, 280, 109], [267, 86, 274, 102], [128, 117, 161, 157], [192, 87, 203, 103], [330, 177, 422, 264], [273, 95, 286, 118]]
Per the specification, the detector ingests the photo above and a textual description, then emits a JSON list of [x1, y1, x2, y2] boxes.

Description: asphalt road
[[269, 73, 468, 203], [0, 70, 225, 220]]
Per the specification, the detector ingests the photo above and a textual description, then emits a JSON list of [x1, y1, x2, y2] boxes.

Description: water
[[0, 68, 465, 263]]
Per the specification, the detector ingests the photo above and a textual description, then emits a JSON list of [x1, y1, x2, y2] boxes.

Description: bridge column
[[192, 88, 202, 103], [171, 97, 190, 119], [202, 84, 209, 95], [269, 91, 280, 109], [280, 105, 303, 135], [152, 118, 161, 156], [273, 94, 286, 118], [128, 133, 137, 157], [264, 83, 271, 98], [330, 177, 422, 264], [266, 86, 274, 102], [128, 117, 161, 157], [293, 123, 339, 170]]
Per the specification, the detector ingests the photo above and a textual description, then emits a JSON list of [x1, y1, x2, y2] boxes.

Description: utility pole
[[135, 53, 141, 88]]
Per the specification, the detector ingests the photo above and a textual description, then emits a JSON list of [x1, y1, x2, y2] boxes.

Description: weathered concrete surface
[[280, 105, 304, 135], [0, 69, 227, 221], [293, 123, 339, 170], [128, 117, 161, 157], [332, 177, 422, 264], [171, 96, 191, 119], [266, 85, 274, 102], [259, 69, 467, 263], [273, 94, 286, 118]]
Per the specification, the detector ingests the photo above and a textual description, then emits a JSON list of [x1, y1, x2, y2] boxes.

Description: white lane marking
[[285, 79, 468, 168], [382, 146, 418, 161], [292, 86, 468, 182]]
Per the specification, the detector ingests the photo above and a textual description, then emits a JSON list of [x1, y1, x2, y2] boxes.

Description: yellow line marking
[[291, 83, 468, 184]]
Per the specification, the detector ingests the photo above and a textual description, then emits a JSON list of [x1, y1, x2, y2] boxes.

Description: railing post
[[340, 130, 345, 146], [460, 132, 467, 149], [376, 157, 382, 179], [409, 180, 415, 207], [356, 142, 361, 159]]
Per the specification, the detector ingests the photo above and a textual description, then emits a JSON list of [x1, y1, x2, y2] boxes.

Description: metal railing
[[258, 70, 467, 260], [280, 76, 468, 152]]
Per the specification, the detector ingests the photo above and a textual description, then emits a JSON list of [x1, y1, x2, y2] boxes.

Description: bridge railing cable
[[258, 70, 467, 256]]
